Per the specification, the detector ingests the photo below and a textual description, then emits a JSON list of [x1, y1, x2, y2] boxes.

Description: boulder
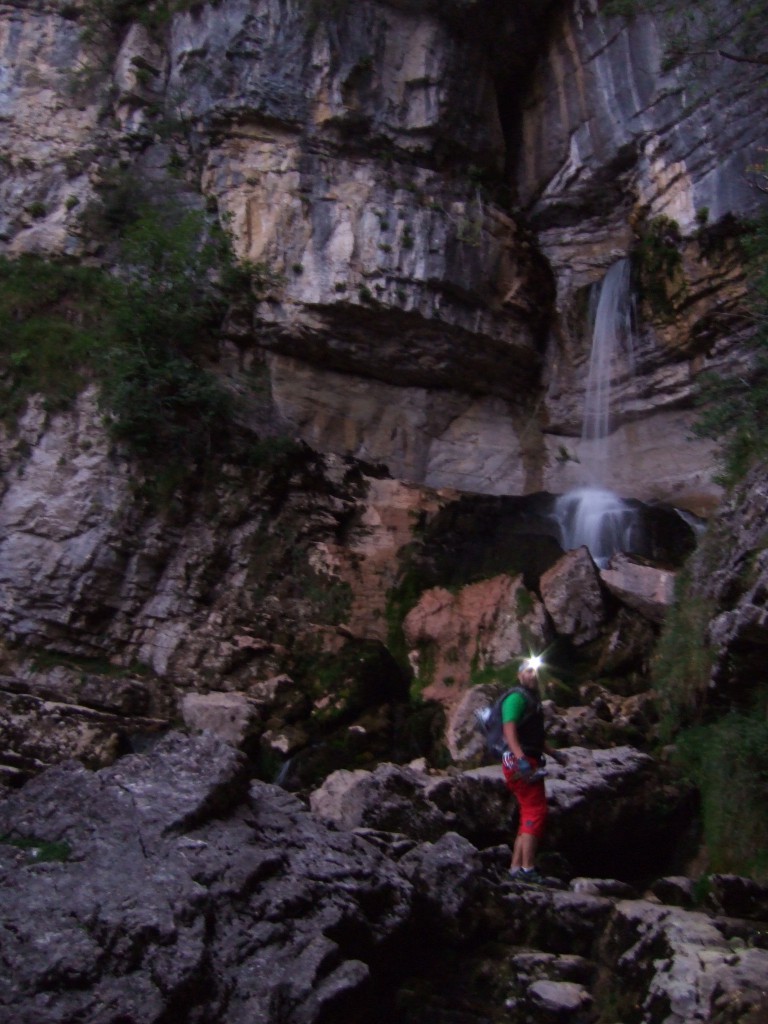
[[528, 979, 593, 1017], [309, 763, 451, 842], [600, 554, 676, 624], [603, 898, 768, 1024], [546, 685, 659, 749], [540, 547, 609, 645], [542, 746, 695, 880], [706, 874, 768, 922], [446, 681, 501, 764], [398, 832, 487, 939], [181, 691, 263, 748], [569, 877, 637, 899], [648, 875, 698, 909], [0, 732, 416, 1024], [312, 747, 693, 883], [0, 682, 168, 785]]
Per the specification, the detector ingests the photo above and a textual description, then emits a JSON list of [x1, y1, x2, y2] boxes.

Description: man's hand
[[502, 752, 532, 779]]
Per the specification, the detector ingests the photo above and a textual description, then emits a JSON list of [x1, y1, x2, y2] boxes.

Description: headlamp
[[522, 654, 543, 672]]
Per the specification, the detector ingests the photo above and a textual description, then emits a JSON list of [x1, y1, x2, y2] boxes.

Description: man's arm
[[503, 720, 525, 759]]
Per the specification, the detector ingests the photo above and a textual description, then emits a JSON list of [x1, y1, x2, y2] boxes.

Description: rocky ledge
[[1, 731, 766, 1024]]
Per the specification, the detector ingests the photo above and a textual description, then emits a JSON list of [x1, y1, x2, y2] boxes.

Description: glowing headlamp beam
[[522, 654, 543, 672]]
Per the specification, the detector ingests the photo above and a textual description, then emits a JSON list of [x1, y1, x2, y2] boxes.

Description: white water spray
[[555, 259, 640, 565], [555, 486, 642, 568]]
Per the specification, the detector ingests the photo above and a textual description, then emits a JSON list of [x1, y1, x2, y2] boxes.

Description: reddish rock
[[403, 574, 551, 711]]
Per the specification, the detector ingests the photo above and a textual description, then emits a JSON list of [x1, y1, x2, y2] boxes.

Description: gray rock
[[309, 762, 451, 841], [181, 691, 264, 748], [706, 874, 768, 922], [399, 831, 486, 936], [648, 875, 698, 909], [0, 732, 417, 1024], [528, 978, 593, 1014], [540, 546, 609, 645], [569, 877, 637, 899], [600, 554, 676, 624]]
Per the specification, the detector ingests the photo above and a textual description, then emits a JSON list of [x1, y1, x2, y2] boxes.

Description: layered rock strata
[[1, 0, 766, 506]]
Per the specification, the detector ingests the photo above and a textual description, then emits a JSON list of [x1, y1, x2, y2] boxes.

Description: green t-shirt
[[501, 690, 527, 724]]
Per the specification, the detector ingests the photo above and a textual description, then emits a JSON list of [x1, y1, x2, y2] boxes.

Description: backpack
[[474, 686, 541, 759]]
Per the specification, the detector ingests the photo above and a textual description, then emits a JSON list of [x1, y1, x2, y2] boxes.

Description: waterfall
[[555, 259, 641, 566], [581, 257, 636, 477], [555, 486, 642, 568]]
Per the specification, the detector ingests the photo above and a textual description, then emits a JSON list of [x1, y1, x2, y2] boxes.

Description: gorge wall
[[3, 10, 768, 1022], [3, 0, 765, 507], [1, 0, 767, 784]]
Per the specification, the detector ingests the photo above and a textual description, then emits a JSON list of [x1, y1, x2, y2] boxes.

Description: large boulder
[[600, 554, 676, 624], [311, 747, 694, 883], [0, 732, 416, 1024], [540, 546, 610, 645]]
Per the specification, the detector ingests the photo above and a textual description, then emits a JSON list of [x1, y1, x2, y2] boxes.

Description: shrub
[[0, 201, 252, 488], [0, 256, 112, 418], [675, 710, 768, 881], [693, 208, 768, 484], [634, 214, 685, 317], [652, 556, 718, 741]]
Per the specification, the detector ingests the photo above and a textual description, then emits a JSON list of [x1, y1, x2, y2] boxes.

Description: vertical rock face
[[518, 0, 768, 510], [0, 0, 766, 781], [0, 2, 101, 253], [519, 1, 767, 241], [2, 0, 764, 505]]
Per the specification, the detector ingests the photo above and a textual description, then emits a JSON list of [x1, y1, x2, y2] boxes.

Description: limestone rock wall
[[2, 0, 765, 507], [519, 0, 768, 510], [1, 0, 768, 780]]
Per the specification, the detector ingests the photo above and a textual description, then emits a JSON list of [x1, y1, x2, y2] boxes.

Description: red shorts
[[502, 759, 548, 839]]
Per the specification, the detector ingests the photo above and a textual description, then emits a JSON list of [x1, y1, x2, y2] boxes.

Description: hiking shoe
[[515, 868, 547, 886]]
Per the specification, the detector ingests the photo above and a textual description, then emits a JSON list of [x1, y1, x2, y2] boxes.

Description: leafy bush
[[693, 209, 768, 484], [0, 202, 249, 486], [675, 710, 768, 880], [97, 204, 236, 465], [79, 0, 209, 45], [634, 214, 685, 317], [651, 565, 716, 740], [0, 256, 113, 417]]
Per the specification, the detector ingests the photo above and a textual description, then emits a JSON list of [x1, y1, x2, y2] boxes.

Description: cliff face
[[3, 0, 764, 506], [0, 0, 767, 785], [522, 0, 768, 510]]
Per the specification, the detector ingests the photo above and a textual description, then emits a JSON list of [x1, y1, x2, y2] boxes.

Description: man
[[501, 658, 565, 884]]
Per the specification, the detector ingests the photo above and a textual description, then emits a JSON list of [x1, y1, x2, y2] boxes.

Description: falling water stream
[[554, 258, 641, 566], [581, 258, 636, 461]]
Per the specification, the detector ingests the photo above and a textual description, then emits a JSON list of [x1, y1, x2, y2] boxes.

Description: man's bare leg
[[511, 832, 539, 870]]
